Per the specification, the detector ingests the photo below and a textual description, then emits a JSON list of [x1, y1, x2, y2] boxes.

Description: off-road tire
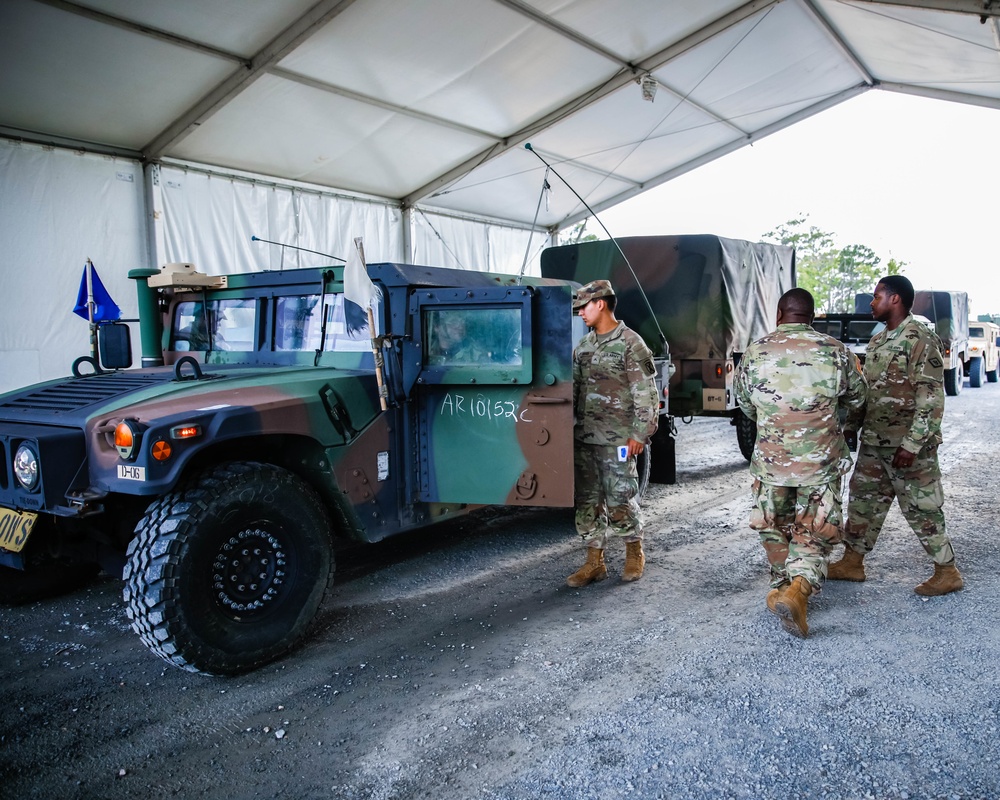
[[123, 461, 333, 676], [735, 409, 757, 462], [944, 362, 963, 396], [988, 364, 998, 383], [969, 356, 983, 388]]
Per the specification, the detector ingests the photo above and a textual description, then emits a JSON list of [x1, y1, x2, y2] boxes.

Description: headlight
[[14, 443, 39, 491], [115, 419, 142, 460]]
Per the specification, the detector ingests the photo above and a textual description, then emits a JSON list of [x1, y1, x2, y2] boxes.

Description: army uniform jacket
[[847, 313, 945, 454], [573, 322, 659, 446], [735, 323, 867, 486]]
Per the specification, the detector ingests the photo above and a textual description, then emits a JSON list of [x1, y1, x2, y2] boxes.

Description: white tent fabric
[[0, 139, 146, 391], [2, 0, 1000, 390]]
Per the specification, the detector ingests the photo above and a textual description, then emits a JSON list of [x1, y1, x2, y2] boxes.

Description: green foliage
[[762, 215, 906, 313], [563, 220, 600, 245]]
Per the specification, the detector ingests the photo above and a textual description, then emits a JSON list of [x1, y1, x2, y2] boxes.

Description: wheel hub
[[212, 528, 287, 614]]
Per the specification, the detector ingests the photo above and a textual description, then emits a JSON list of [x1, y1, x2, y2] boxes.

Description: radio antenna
[[251, 236, 346, 263], [523, 143, 668, 353]]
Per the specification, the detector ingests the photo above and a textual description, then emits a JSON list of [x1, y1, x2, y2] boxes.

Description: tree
[[762, 215, 905, 313]]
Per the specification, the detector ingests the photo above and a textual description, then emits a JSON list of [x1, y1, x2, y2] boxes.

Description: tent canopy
[[3, 0, 999, 234]]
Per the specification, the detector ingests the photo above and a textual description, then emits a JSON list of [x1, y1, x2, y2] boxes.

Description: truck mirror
[[98, 322, 133, 370]]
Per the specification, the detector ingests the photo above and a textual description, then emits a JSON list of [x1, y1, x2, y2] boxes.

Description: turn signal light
[[170, 424, 202, 440]]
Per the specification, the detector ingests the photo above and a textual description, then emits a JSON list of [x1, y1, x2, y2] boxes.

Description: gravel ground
[[1, 381, 997, 800]]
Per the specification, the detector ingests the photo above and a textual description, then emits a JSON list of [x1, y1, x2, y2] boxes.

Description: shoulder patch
[[928, 356, 942, 369], [641, 358, 656, 378]]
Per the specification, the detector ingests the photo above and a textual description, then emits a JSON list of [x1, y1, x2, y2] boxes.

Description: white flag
[[343, 237, 380, 310]]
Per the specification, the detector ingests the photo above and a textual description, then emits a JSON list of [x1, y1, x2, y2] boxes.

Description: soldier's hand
[[844, 429, 858, 451], [892, 446, 916, 470], [626, 438, 645, 458]]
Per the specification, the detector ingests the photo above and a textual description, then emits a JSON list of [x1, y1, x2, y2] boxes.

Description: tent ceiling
[[2, 0, 999, 232]]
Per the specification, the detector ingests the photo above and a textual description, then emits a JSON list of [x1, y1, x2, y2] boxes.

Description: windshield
[[970, 326, 985, 339]]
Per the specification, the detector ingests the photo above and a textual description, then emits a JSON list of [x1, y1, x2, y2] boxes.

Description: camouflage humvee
[[0, 259, 670, 675]]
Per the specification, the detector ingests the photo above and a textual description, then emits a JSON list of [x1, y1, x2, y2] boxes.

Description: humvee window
[[274, 294, 371, 353], [813, 320, 841, 338], [172, 299, 256, 351], [970, 326, 984, 338], [425, 307, 522, 367], [847, 320, 879, 341]]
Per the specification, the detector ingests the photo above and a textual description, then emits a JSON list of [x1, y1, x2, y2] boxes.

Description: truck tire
[[735, 409, 756, 462], [123, 462, 333, 676], [968, 356, 984, 388], [648, 422, 677, 485], [988, 363, 999, 383], [944, 362, 964, 396]]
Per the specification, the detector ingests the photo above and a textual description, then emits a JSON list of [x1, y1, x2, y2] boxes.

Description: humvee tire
[[735, 409, 756, 462], [123, 462, 333, 676], [968, 356, 983, 388], [944, 363, 964, 396]]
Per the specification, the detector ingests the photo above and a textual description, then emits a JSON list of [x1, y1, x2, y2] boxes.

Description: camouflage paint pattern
[[0, 261, 579, 568], [542, 235, 796, 417], [843, 314, 954, 563], [734, 323, 867, 486], [750, 478, 843, 590]]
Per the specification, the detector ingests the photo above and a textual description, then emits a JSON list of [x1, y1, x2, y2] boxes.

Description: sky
[[598, 90, 999, 320]]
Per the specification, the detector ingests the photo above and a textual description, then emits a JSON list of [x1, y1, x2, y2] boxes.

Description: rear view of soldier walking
[[828, 275, 963, 595], [567, 280, 659, 587], [735, 288, 867, 637]]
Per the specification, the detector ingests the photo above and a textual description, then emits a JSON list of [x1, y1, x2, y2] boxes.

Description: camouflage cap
[[573, 280, 615, 310]]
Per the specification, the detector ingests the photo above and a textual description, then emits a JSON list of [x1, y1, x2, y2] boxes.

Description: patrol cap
[[573, 280, 615, 310]]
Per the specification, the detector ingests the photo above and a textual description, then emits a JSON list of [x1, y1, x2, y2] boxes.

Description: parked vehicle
[[0, 259, 670, 674], [966, 320, 1000, 386], [540, 235, 796, 464]]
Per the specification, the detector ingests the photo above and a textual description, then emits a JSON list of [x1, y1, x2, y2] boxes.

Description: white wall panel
[[0, 139, 147, 393]]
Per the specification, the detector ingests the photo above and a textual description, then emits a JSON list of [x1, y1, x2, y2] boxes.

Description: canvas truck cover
[[912, 290, 969, 345], [540, 235, 796, 360]]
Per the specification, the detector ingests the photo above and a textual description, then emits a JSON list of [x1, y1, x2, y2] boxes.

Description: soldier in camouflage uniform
[[567, 280, 659, 587], [828, 275, 963, 596], [735, 288, 867, 638]]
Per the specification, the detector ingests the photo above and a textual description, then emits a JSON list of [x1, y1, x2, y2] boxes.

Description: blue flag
[[73, 262, 121, 322]]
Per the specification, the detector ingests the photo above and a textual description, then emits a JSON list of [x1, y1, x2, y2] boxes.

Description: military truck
[[812, 312, 878, 361], [967, 320, 1000, 386], [0, 259, 669, 675], [540, 235, 796, 464]]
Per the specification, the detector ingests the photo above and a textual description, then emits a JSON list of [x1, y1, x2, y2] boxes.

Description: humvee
[[0, 259, 669, 675]]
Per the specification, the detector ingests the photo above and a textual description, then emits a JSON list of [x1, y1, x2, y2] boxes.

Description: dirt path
[[2, 386, 998, 800]]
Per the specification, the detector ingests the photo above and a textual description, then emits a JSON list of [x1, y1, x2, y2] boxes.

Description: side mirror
[[98, 322, 133, 370]]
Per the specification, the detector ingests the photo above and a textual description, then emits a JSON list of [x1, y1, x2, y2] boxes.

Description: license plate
[[117, 464, 146, 481], [0, 506, 37, 553]]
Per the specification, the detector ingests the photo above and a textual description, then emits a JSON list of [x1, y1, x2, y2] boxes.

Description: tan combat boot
[[771, 576, 811, 638], [622, 540, 645, 582], [827, 547, 866, 582], [914, 563, 964, 596], [566, 547, 607, 587]]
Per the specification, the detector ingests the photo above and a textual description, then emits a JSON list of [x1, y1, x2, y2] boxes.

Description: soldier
[[828, 275, 963, 595], [735, 288, 867, 638], [567, 280, 659, 587]]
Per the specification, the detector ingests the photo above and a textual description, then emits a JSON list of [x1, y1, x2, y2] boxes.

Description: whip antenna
[[524, 143, 668, 353], [251, 236, 346, 263]]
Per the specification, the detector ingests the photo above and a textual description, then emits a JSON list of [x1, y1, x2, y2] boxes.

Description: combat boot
[[622, 540, 645, 582], [566, 547, 607, 587], [827, 547, 866, 581], [914, 563, 964, 596], [771, 576, 811, 638]]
